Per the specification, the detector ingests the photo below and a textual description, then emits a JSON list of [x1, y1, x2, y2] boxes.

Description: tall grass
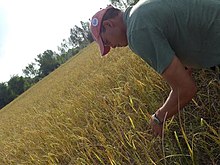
[[0, 43, 219, 164]]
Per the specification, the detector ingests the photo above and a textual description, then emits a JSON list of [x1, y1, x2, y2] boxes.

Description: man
[[90, 0, 220, 137]]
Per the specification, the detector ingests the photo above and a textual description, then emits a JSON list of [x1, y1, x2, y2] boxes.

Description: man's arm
[[150, 55, 197, 137]]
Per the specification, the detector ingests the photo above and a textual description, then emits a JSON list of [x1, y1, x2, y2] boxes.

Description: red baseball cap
[[90, 5, 113, 56]]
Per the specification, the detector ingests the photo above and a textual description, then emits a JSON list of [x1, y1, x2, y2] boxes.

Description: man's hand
[[150, 114, 163, 137], [150, 119, 163, 137]]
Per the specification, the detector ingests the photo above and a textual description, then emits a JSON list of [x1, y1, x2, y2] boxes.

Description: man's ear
[[102, 20, 113, 29]]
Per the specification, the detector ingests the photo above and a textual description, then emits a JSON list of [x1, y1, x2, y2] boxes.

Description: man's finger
[[153, 131, 158, 137]]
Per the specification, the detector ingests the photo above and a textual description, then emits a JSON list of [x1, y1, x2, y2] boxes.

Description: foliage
[[69, 21, 93, 49], [0, 44, 219, 164], [22, 62, 39, 79], [0, 75, 34, 109], [110, 0, 139, 10], [0, 83, 12, 109], [35, 50, 60, 77], [7, 76, 26, 96]]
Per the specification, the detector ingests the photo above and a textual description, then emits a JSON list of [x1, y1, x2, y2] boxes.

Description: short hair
[[101, 7, 121, 33]]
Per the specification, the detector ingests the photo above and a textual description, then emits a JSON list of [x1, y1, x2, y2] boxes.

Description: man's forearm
[[155, 87, 197, 122]]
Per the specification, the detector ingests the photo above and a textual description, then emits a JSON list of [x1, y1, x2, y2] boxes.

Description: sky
[[0, 0, 109, 83]]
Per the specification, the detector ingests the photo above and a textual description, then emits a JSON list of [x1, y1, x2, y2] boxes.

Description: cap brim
[[96, 36, 110, 56]]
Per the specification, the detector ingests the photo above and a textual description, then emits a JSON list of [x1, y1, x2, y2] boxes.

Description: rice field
[[0, 43, 219, 164]]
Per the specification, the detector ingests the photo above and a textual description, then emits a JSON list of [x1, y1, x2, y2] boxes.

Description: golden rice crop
[[0, 43, 219, 164]]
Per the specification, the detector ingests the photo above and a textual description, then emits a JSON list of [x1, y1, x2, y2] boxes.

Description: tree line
[[0, 21, 93, 109], [0, 0, 139, 109]]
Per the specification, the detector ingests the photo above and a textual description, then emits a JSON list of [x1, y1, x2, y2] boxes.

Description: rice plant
[[0, 43, 219, 164]]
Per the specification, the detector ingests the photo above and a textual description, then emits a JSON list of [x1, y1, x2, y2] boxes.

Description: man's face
[[100, 21, 128, 48]]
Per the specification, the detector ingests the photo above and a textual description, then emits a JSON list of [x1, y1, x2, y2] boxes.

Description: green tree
[[22, 62, 39, 79], [80, 21, 94, 43], [110, 0, 139, 9], [35, 50, 60, 78], [57, 48, 80, 64], [0, 76, 33, 109], [7, 75, 26, 97], [57, 39, 77, 64], [69, 21, 92, 49], [58, 39, 69, 55], [0, 83, 12, 109]]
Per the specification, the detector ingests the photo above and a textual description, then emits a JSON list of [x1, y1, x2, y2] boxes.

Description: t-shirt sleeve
[[128, 25, 175, 74]]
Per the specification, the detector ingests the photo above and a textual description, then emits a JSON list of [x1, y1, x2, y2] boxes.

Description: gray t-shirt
[[124, 0, 220, 74]]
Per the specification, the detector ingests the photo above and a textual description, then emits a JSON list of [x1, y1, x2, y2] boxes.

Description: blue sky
[[0, 0, 109, 83]]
